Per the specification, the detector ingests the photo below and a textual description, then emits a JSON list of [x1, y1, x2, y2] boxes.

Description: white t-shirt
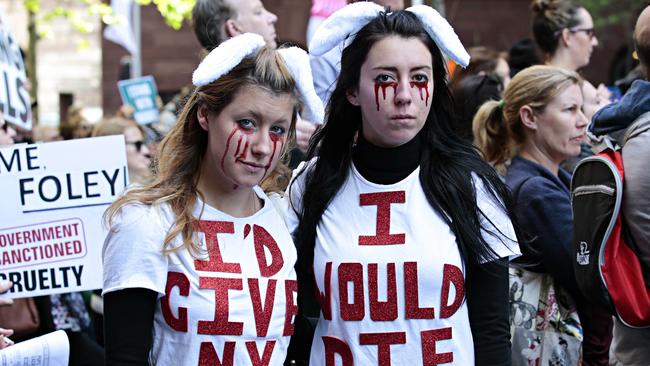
[[103, 186, 298, 366], [288, 162, 519, 365]]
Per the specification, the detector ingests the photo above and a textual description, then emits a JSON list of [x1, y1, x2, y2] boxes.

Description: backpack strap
[[622, 111, 650, 147]]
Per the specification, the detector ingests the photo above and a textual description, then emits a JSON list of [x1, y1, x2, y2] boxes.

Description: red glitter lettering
[[358, 191, 406, 245], [338, 262, 365, 321], [368, 263, 398, 321], [440, 264, 465, 318], [244, 224, 251, 239], [374, 81, 398, 111], [248, 278, 276, 337], [421, 327, 453, 365], [198, 341, 235, 366], [245, 340, 276, 366], [404, 262, 435, 319], [359, 331, 406, 365], [315, 262, 333, 320], [198, 277, 244, 335], [160, 271, 189, 332], [194, 221, 241, 273], [323, 336, 353, 366], [283, 279, 298, 336], [253, 224, 284, 277], [409, 81, 430, 106]]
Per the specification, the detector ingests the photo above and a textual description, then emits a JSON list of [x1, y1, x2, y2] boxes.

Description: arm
[[517, 179, 579, 296], [622, 127, 650, 271], [466, 260, 511, 366], [104, 289, 157, 365]]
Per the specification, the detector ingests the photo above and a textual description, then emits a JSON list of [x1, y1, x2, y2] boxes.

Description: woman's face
[[528, 83, 588, 163], [198, 85, 294, 190], [124, 126, 151, 182], [0, 123, 16, 147], [567, 7, 598, 69], [348, 36, 433, 147]]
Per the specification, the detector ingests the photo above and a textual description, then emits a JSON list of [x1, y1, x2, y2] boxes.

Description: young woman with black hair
[[287, 3, 519, 365]]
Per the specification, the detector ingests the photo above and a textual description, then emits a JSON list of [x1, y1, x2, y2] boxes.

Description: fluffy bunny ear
[[278, 47, 325, 124], [192, 33, 266, 87], [405, 5, 470, 67], [309, 2, 384, 56]]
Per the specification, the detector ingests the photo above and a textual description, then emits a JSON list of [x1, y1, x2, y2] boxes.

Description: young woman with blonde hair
[[101, 33, 323, 365]]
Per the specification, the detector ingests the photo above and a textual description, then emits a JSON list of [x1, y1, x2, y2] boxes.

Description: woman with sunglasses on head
[[102, 34, 323, 365], [287, 4, 519, 365], [93, 117, 153, 186]]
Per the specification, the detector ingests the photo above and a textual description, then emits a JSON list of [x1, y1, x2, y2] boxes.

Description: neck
[[519, 141, 560, 176], [548, 49, 578, 71], [353, 132, 422, 184], [196, 158, 260, 218]]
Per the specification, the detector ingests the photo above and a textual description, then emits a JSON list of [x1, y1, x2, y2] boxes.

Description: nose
[[250, 131, 272, 157], [266, 9, 277, 24], [577, 109, 589, 128], [141, 143, 151, 155], [591, 35, 599, 47], [394, 80, 412, 105]]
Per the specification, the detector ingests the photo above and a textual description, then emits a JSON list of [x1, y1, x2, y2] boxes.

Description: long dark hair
[[291, 11, 516, 286]]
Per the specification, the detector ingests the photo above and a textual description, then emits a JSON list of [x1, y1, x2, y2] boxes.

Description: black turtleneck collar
[[352, 131, 422, 185]]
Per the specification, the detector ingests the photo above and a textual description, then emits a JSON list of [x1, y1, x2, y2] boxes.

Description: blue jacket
[[590, 80, 650, 135], [505, 156, 580, 298]]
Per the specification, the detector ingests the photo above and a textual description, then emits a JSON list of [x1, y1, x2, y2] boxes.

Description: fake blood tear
[[220, 129, 238, 171], [409, 81, 429, 106], [263, 137, 282, 178], [374, 81, 398, 111]]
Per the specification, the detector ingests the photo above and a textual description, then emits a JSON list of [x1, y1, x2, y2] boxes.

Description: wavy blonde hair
[[105, 46, 299, 256], [473, 65, 581, 174]]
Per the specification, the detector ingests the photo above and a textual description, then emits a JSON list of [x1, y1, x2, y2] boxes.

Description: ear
[[560, 28, 572, 47], [346, 88, 360, 106], [197, 105, 210, 131], [224, 19, 241, 38], [519, 105, 538, 131]]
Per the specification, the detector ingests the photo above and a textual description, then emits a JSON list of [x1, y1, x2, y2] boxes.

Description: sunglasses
[[126, 140, 146, 152], [569, 27, 596, 40]]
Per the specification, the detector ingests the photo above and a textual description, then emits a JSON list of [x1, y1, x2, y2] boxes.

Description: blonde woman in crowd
[[474, 65, 613, 365], [92, 117, 153, 186]]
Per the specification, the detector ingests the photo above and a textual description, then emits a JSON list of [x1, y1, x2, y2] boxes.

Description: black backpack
[[570, 114, 650, 328]]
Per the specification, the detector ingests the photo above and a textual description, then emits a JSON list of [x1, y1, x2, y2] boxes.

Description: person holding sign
[[102, 33, 323, 365], [287, 3, 520, 365]]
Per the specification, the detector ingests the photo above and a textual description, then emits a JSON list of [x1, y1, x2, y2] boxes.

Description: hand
[[0, 281, 12, 306], [596, 84, 613, 104], [0, 328, 13, 349], [295, 118, 318, 154], [118, 104, 135, 119]]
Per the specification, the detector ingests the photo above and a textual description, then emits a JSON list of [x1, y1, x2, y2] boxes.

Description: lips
[[390, 114, 416, 120], [239, 160, 264, 172], [570, 134, 585, 143]]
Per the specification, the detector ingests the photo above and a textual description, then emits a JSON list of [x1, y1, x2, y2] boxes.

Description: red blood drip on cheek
[[374, 81, 398, 111], [237, 139, 250, 160], [220, 128, 239, 172], [409, 81, 430, 106], [263, 138, 283, 178]]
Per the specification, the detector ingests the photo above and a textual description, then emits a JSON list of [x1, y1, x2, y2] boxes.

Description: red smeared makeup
[[374, 80, 398, 111], [409, 81, 429, 106]]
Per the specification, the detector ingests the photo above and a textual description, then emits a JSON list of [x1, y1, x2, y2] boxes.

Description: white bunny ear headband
[[309, 3, 470, 68], [192, 33, 325, 124]]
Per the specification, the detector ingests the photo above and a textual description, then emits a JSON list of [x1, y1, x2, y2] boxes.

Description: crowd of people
[[1, 0, 649, 365]]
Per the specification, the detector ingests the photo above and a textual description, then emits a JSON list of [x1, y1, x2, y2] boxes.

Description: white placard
[[0, 136, 128, 298], [0, 331, 69, 366], [0, 10, 32, 130]]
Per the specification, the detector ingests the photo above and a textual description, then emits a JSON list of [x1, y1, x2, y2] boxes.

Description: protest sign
[[0, 10, 31, 130], [117, 75, 159, 125], [0, 136, 128, 298], [0, 330, 69, 366]]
